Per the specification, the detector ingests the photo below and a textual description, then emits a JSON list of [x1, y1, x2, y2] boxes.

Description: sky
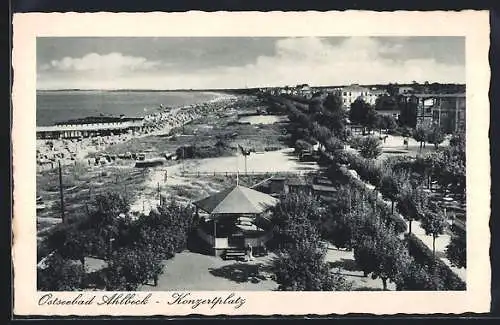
[[37, 37, 465, 90]]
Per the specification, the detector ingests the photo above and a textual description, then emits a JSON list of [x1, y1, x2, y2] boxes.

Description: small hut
[[193, 185, 279, 258]]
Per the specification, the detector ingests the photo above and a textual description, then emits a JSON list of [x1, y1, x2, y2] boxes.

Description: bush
[[348, 135, 364, 150], [37, 253, 84, 291], [133, 200, 196, 259], [358, 136, 382, 159], [105, 246, 164, 290], [272, 243, 352, 291], [407, 233, 466, 290], [395, 260, 443, 290], [446, 230, 466, 269], [295, 139, 313, 153]]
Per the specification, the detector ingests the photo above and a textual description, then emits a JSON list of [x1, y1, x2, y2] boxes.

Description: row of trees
[[339, 140, 465, 266], [38, 193, 197, 291], [413, 125, 446, 150], [270, 193, 352, 291], [350, 98, 394, 132], [272, 95, 466, 289]]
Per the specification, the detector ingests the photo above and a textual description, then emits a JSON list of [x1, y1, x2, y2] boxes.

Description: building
[[398, 86, 415, 95], [295, 84, 313, 99], [36, 117, 145, 140], [401, 93, 466, 133], [365, 89, 389, 106], [193, 185, 279, 258], [335, 84, 388, 109]]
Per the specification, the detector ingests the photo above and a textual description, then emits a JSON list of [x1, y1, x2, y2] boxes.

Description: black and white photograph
[[35, 35, 467, 292], [12, 11, 490, 316]]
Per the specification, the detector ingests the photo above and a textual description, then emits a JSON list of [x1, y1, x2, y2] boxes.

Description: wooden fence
[[179, 170, 319, 177]]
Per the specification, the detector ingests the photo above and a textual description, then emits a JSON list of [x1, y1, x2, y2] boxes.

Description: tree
[[133, 200, 196, 259], [379, 172, 399, 214], [349, 98, 372, 128], [295, 139, 313, 153], [311, 122, 332, 144], [105, 246, 164, 290], [324, 136, 344, 153], [397, 180, 429, 235], [353, 226, 408, 290], [272, 241, 352, 291], [420, 207, 447, 257], [413, 126, 428, 152], [395, 259, 443, 290], [322, 94, 346, 138], [375, 95, 399, 112], [358, 136, 382, 160], [37, 252, 84, 291], [427, 126, 445, 149], [271, 192, 352, 291], [272, 192, 324, 249], [399, 99, 417, 128], [383, 115, 398, 132], [446, 229, 466, 268], [429, 144, 465, 196]]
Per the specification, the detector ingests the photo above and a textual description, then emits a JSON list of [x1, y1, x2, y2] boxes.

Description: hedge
[[337, 165, 407, 234], [407, 233, 466, 291]]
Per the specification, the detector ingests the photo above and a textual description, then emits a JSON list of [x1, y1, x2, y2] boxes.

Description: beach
[[36, 93, 238, 169]]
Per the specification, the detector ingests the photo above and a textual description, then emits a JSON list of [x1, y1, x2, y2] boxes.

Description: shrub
[[37, 253, 84, 291], [105, 246, 164, 290], [446, 229, 466, 269], [395, 259, 443, 290], [295, 139, 313, 153], [325, 136, 344, 153], [348, 135, 364, 150], [272, 243, 352, 291], [133, 201, 196, 259], [358, 136, 382, 159], [407, 233, 466, 290]]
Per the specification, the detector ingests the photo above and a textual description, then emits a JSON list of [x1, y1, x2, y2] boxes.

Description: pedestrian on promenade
[[245, 244, 254, 262]]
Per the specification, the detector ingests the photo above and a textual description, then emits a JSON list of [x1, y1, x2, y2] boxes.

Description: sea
[[36, 90, 224, 126]]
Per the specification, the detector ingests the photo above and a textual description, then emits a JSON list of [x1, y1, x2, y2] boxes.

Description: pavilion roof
[[193, 185, 279, 215]]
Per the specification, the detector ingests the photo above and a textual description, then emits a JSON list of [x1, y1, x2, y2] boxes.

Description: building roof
[[341, 84, 371, 92], [37, 120, 144, 133], [312, 184, 337, 192], [193, 185, 279, 215], [401, 93, 465, 98]]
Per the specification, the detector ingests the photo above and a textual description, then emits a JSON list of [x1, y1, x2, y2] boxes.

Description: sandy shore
[[36, 93, 238, 170]]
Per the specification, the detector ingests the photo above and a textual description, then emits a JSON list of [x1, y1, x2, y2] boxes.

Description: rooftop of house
[[341, 84, 371, 93], [401, 93, 466, 98]]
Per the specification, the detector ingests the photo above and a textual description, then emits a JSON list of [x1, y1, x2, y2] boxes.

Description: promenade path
[[130, 148, 321, 214]]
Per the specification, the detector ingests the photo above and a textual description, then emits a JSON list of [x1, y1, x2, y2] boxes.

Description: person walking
[[246, 243, 254, 261]]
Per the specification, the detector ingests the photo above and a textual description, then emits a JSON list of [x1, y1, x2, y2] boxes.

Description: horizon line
[[36, 82, 466, 92]]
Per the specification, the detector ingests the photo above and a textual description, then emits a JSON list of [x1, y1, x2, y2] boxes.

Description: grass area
[[37, 163, 149, 226], [99, 107, 287, 159]]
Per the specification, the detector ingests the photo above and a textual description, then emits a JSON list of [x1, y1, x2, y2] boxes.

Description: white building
[[336, 84, 387, 108], [365, 88, 389, 106]]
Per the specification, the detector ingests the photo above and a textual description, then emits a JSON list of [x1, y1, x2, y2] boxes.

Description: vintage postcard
[[12, 11, 490, 316]]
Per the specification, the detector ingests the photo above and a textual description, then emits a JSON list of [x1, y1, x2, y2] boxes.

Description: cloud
[[220, 37, 464, 88], [46, 52, 161, 73], [38, 37, 465, 89]]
